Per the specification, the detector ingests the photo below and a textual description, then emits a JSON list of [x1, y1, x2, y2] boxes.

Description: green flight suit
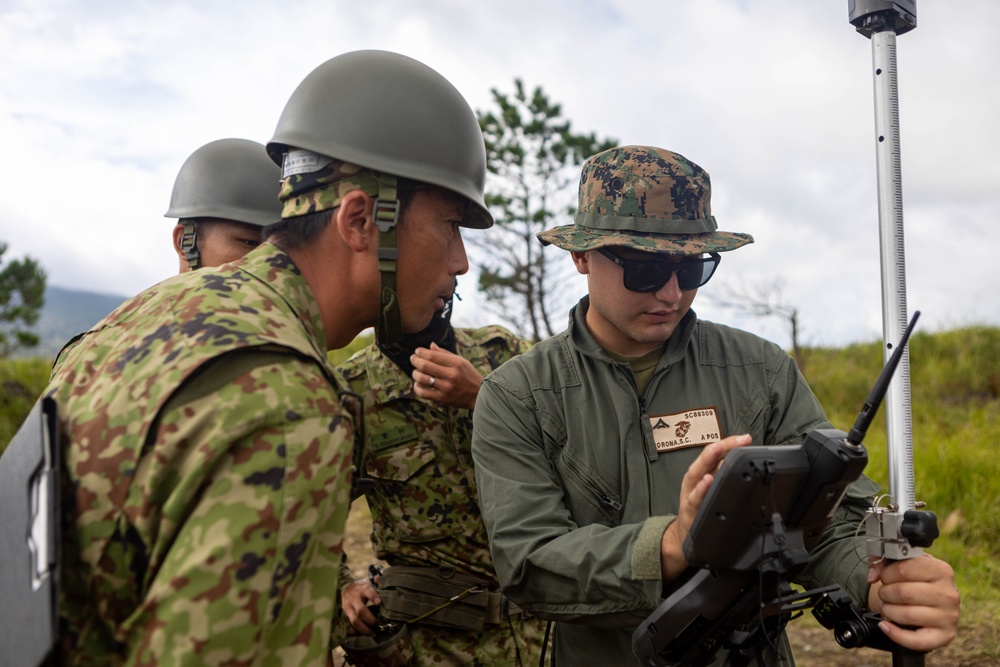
[[472, 298, 881, 666]]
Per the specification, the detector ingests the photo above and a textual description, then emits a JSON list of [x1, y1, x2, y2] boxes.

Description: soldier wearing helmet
[[40, 50, 492, 667], [164, 138, 282, 272], [471, 146, 959, 665], [264, 50, 546, 666], [265, 48, 491, 346]]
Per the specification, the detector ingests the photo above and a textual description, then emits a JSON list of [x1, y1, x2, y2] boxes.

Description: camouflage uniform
[[337, 327, 547, 666], [47, 242, 354, 666]]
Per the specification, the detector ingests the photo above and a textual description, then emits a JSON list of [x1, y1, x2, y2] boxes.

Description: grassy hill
[[801, 326, 999, 595]]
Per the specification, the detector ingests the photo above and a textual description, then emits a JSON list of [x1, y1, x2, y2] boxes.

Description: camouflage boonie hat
[[538, 145, 754, 255]]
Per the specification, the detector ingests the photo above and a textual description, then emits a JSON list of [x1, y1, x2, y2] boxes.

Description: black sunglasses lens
[[676, 262, 711, 290], [621, 256, 718, 292], [622, 263, 670, 292]]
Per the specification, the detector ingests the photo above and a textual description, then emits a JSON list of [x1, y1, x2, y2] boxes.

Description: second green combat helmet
[[165, 138, 282, 270]]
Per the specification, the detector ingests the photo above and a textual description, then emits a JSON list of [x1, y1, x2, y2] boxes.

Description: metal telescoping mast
[[848, 0, 923, 561]]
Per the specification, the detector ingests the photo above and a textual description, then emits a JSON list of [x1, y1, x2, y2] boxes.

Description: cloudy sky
[[1, 0, 997, 350]]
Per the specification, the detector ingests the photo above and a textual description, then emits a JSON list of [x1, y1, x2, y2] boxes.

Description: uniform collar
[[237, 242, 329, 359], [363, 342, 414, 404]]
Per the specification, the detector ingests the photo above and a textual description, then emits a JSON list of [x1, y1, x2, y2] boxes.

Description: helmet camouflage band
[[277, 151, 383, 219], [537, 145, 754, 255]]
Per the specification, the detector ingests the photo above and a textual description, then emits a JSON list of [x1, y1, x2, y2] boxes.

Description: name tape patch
[[281, 149, 334, 178], [649, 407, 722, 452], [370, 423, 419, 452]]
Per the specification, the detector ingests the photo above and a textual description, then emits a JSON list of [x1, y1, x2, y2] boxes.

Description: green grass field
[[802, 326, 1000, 600]]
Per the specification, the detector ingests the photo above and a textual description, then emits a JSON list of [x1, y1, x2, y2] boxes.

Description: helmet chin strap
[[374, 173, 403, 345], [180, 220, 201, 270]]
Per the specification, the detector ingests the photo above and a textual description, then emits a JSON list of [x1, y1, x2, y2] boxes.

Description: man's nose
[[452, 231, 470, 276], [654, 270, 683, 302]]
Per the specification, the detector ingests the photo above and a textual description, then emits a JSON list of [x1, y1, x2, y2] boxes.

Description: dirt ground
[[341, 500, 997, 666]]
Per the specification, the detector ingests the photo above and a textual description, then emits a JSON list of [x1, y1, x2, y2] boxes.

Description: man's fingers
[[412, 368, 439, 388], [878, 619, 956, 653], [688, 473, 715, 511], [343, 581, 383, 636], [878, 553, 955, 586], [411, 354, 456, 392], [881, 595, 959, 628], [356, 603, 380, 626], [687, 435, 751, 481], [411, 346, 457, 372], [412, 358, 447, 380], [872, 555, 959, 652], [717, 433, 752, 451], [867, 557, 886, 584]]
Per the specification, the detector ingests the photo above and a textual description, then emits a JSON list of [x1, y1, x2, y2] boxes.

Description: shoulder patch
[[335, 349, 368, 381]]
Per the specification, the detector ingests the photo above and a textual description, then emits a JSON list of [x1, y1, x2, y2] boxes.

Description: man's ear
[[171, 223, 186, 258], [571, 250, 591, 276], [336, 190, 374, 253]]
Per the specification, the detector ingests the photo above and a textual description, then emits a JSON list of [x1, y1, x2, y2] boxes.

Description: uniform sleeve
[[764, 348, 881, 605], [472, 373, 663, 627], [117, 352, 354, 667], [763, 347, 832, 444]]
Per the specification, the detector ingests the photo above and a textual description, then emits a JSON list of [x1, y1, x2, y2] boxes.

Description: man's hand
[[411, 342, 484, 410], [341, 579, 383, 637], [660, 434, 752, 582], [866, 554, 960, 652]]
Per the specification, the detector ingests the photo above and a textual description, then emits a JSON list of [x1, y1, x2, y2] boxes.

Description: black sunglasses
[[596, 247, 721, 292]]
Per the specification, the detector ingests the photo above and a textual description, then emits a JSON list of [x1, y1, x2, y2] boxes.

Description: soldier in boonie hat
[[538, 144, 753, 255], [470, 143, 961, 667]]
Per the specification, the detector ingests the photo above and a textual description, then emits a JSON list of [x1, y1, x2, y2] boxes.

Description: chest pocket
[[558, 452, 624, 527], [364, 425, 460, 545], [539, 410, 624, 527], [366, 424, 433, 481]]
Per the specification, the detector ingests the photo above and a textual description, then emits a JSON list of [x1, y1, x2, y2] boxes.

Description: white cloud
[[0, 0, 997, 348]]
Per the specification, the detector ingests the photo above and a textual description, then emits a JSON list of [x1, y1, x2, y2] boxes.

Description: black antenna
[[846, 310, 920, 445]]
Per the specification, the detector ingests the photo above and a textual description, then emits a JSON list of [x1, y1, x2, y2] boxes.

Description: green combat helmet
[[538, 145, 754, 255], [266, 49, 492, 345], [164, 138, 282, 269]]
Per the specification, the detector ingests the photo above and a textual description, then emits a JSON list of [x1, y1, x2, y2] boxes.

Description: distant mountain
[[16, 285, 128, 359]]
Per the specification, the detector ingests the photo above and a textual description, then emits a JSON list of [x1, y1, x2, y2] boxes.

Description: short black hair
[[262, 209, 331, 250]]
